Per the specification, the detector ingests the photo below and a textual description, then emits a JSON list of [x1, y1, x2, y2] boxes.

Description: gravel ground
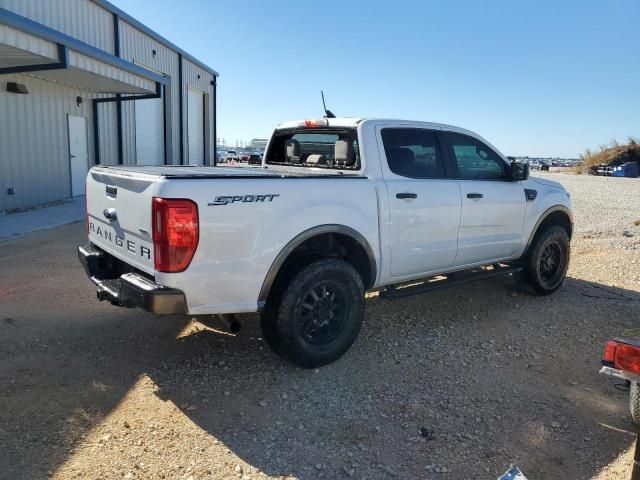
[[0, 172, 639, 480], [553, 172, 640, 244]]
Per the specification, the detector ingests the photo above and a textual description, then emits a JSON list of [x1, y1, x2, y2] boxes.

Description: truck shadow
[[1, 226, 638, 479], [146, 276, 640, 479]]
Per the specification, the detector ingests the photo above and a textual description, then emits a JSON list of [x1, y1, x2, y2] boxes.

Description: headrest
[[306, 154, 327, 165], [335, 140, 354, 166], [285, 139, 301, 163], [390, 147, 415, 175]]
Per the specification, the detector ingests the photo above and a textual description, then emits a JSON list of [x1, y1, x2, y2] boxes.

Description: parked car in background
[[239, 152, 250, 162], [224, 150, 239, 162], [248, 153, 262, 165], [531, 161, 550, 171], [590, 164, 612, 176]]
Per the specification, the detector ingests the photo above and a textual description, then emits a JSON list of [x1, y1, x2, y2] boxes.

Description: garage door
[[187, 88, 204, 166], [135, 96, 164, 166]]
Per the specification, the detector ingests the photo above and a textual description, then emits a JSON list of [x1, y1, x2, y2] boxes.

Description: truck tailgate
[[86, 167, 159, 275]]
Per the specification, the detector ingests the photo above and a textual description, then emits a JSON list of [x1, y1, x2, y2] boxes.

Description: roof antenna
[[321, 90, 336, 118]]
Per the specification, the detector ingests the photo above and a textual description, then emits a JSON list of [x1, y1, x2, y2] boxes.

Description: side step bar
[[379, 264, 522, 300]]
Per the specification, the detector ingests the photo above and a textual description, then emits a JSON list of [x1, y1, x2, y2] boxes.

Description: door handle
[[466, 193, 483, 199], [396, 192, 417, 199], [70, 155, 77, 158]]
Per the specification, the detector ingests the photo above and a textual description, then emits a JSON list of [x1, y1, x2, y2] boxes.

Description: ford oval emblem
[[103, 207, 118, 221]]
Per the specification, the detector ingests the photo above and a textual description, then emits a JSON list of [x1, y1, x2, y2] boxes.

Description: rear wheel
[[260, 258, 364, 368], [522, 225, 570, 295]]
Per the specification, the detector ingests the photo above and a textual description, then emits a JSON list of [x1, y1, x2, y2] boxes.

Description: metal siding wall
[[0, 73, 100, 211], [0, 0, 115, 54], [120, 92, 135, 165], [118, 20, 178, 165], [187, 88, 204, 165], [0, 24, 58, 59], [97, 101, 118, 165], [182, 60, 214, 165]]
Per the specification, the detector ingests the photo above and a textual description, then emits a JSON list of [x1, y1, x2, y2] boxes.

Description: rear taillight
[[602, 340, 617, 365], [602, 340, 640, 376], [152, 197, 199, 273]]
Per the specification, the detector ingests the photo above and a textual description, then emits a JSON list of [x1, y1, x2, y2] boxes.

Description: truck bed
[[85, 164, 378, 310]]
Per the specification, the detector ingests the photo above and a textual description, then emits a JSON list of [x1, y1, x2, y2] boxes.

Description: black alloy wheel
[[539, 241, 563, 282], [523, 225, 570, 295], [260, 258, 365, 368], [299, 282, 348, 346]]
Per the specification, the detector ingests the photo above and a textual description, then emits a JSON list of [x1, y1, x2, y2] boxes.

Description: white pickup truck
[[78, 117, 572, 368]]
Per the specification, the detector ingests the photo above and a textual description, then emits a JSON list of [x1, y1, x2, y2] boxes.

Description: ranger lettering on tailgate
[[88, 222, 151, 260]]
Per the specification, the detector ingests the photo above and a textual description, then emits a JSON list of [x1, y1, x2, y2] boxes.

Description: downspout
[[178, 53, 184, 165], [212, 77, 217, 166], [163, 84, 168, 165], [92, 99, 100, 165], [113, 12, 123, 165]]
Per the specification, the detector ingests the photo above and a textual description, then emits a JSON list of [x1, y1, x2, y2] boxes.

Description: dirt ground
[[1, 173, 639, 480]]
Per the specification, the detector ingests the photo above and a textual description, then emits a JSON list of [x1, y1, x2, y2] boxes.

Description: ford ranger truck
[[78, 117, 573, 368]]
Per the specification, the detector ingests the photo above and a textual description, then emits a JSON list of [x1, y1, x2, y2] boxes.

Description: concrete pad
[[0, 196, 85, 240]]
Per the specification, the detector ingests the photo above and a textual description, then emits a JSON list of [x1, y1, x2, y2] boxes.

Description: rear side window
[[446, 132, 507, 180], [381, 128, 446, 178]]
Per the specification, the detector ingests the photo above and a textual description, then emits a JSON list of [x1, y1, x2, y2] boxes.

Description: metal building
[[0, 0, 218, 213], [250, 138, 269, 151]]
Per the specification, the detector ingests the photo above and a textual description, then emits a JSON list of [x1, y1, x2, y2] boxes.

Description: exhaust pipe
[[218, 314, 241, 334]]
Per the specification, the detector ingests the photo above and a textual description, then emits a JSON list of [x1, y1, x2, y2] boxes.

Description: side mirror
[[511, 161, 529, 181]]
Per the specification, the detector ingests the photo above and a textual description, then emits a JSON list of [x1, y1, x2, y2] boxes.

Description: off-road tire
[[522, 225, 570, 295], [260, 258, 364, 368], [630, 382, 640, 426]]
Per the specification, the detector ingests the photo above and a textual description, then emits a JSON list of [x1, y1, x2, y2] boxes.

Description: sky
[[110, 0, 639, 158]]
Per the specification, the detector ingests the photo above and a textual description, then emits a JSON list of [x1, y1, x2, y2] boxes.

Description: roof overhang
[[0, 8, 165, 94]]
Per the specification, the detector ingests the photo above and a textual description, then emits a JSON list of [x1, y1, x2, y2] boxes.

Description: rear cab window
[[265, 128, 361, 170], [381, 128, 446, 178]]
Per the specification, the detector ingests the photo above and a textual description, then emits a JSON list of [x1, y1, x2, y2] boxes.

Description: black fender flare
[[523, 205, 573, 253], [257, 224, 377, 309]]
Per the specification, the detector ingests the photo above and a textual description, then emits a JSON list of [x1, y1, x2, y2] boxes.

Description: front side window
[[381, 128, 445, 178], [446, 132, 507, 180]]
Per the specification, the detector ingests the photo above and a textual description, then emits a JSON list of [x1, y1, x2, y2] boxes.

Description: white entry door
[[67, 115, 88, 196], [187, 88, 204, 165]]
